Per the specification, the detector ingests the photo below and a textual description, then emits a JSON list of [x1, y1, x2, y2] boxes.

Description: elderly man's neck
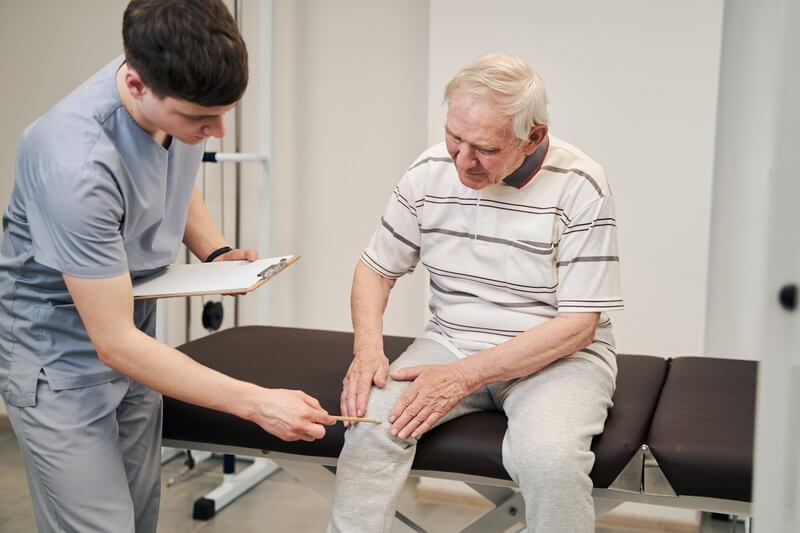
[[503, 136, 550, 189]]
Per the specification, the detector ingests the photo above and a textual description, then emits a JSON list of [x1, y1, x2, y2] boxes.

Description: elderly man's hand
[[388, 363, 472, 439], [340, 347, 390, 427]]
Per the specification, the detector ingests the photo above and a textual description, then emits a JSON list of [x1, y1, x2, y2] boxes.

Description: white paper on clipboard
[[132, 255, 299, 300]]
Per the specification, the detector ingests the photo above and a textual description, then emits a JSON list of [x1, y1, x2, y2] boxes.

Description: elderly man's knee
[[364, 378, 409, 417], [342, 384, 414, 456], [509, 437, 590, 487]]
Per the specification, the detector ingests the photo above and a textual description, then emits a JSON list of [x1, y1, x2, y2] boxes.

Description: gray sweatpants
[[329, 338, 615, 533], [6, 375, 162, 533]]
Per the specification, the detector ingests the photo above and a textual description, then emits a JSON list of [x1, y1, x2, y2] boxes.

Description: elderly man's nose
[[455, 146, 477, 169]]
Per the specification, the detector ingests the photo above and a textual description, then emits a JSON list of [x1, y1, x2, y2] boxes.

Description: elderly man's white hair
[[444, 53, 549, 143]]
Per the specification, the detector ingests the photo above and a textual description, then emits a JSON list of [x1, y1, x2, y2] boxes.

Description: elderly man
[[330, 53, 623, 532]]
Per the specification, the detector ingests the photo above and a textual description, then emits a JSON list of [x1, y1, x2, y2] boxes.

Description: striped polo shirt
[[361, 135, 623, 379]]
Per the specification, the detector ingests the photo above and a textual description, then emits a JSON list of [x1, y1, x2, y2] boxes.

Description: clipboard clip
[[257, 258, 288, 280]]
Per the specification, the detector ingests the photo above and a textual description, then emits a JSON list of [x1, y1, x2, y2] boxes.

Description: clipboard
[[132, 255, 300, 300]]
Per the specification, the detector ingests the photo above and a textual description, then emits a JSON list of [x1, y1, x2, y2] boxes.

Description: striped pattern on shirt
[[361, 136, 623, 378]]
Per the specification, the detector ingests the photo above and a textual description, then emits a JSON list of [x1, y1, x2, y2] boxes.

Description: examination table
[[162, 325, 756, 531]]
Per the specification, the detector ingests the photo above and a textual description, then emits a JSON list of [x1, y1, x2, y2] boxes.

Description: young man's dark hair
[[122, 0, 248, 106]]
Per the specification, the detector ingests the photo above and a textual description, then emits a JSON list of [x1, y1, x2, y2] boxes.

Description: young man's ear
[[124, 67, 147, 100], [524, 124, 549, 155]]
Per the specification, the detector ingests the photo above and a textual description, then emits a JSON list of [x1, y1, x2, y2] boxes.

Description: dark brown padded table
[[163, 325, 668, 487], [647, 356, 757, 502]]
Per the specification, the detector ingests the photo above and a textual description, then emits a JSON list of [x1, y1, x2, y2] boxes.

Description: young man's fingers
[[216, 248, 258, 262], [305, 422, 327, 439], [308, 406, 335, 426], [301, 392, 323, 410]]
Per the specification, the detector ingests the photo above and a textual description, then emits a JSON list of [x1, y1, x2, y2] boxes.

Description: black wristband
[[205, 246, 233, 263]]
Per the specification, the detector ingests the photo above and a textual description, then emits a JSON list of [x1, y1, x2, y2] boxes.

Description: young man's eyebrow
[[181, 112, 219, 119]]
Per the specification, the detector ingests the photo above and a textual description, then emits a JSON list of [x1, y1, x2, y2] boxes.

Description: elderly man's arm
[[458, 312, 598, 386], [388, 312, 599, 439], [340, 260, 397, 426]]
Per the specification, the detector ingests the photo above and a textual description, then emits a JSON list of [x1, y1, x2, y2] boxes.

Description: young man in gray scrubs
[[0, 1, 334, 531]]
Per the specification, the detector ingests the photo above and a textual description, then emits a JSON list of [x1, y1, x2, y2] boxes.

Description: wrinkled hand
[[252, 388, 335, 442], [388, 363, 471, 439], [212, 248, 259, 295], [340, 348, 389, 427]]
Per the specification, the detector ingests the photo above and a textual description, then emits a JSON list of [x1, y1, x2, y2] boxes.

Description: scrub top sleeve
[[555, 195, 624, 313], [360, 172, 421, 280], [28, 167, 129, 278]]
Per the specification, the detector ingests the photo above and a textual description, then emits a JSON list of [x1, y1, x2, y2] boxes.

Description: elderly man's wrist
[[353, 341, 384, 358], [454, 358, 485, 393]]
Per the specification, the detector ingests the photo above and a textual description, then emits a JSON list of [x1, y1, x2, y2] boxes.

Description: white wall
[[744, 0, 800, 527], [427, 0, 724, 358], [266, 0, 431, 336], [0, 1, 128, 208], [0, 1, 129, 416], [704, 0, 774, 360]]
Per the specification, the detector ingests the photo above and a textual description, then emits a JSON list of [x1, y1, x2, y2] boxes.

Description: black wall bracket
[[778, 284, 797, 311]]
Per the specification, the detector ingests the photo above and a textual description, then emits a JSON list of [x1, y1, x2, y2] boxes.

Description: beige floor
[[1, 417, 737, 532]]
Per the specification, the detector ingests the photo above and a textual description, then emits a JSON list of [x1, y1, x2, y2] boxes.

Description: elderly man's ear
[[524, 124, 549, 155]]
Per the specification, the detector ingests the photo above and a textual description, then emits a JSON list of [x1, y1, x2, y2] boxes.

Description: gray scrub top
[[0, 56, 203, 407]]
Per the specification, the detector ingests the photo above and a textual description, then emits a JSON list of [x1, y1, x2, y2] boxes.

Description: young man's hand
[[211, 247, 259, 262], [211, 247, 259, 295], [249, 388, 335, 442]]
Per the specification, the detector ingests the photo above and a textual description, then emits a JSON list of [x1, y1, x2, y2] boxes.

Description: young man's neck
[[115, 63, 171, 147]]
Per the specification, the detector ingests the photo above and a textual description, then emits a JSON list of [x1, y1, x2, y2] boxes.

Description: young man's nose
[[202, 117, 225, 138]]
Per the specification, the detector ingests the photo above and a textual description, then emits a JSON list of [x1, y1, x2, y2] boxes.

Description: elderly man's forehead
[[447, 96, 513, 136]]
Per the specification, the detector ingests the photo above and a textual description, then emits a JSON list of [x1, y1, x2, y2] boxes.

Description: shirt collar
[[503, 136, 550, 189]]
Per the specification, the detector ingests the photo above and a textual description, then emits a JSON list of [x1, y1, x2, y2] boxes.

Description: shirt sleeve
[[360, 172, 421, 279], [555, 194, 623, 312], [27, 167, 129, 278]]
